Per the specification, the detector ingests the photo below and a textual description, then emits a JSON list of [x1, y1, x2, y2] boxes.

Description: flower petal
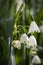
[[12, 40, 21, 49], [32, 55, 41, 64], [26, 35, 37, 48], [28, 21, 40, 34], [20, 33, 29, 44]]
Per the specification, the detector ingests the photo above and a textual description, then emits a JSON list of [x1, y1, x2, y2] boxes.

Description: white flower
[[20, 33, 29, 44], [12, 40, 21, 49], [32, 55, 41, 64], [28, 21, 40, 34], [26, 35, 37, 48]]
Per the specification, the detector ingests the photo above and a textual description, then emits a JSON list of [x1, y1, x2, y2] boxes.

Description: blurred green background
[[0, 0, 43, 65]]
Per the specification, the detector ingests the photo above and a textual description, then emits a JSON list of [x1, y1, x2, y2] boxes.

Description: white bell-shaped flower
[[28, 21, 40, 34], [12, 40, 21, 49], [20, 33, 29, 44], [26, 35, 37, 48], [32, 55, 41, 64]]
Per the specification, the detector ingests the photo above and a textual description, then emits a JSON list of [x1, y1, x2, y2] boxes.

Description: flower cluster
[[12, 21, 40, 49], [12, 21, 41, 64]]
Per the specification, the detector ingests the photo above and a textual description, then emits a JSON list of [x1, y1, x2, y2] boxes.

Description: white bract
[[12, 40, 21, 49], [32, 55, 41, 64], [28, 21, 40, 34], [20, 33, 29, 44], [26, 35, 37, 48]]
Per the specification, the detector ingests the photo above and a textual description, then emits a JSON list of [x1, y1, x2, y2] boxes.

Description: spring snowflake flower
[[28, 21, 40, 34], [32, 55, 41, 64], [26, 35, 37, 48], [20, 33, 29, 44], [12, 40, 21, 49]]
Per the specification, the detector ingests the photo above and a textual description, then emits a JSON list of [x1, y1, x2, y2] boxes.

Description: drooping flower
[[26, 35, 37, 48], [12, 40, 21, 49], [28, 21, 40, 34], [20, 33, 29, 44], [32, 55, 41, 64]]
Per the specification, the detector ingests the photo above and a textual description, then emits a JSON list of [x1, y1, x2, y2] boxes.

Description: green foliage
[[0, 21, 8, 39], [0, 37, 8, 65], [0, 0, 43, 65]]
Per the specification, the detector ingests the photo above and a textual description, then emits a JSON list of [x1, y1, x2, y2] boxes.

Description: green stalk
[[28, 48, 32, 65]]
